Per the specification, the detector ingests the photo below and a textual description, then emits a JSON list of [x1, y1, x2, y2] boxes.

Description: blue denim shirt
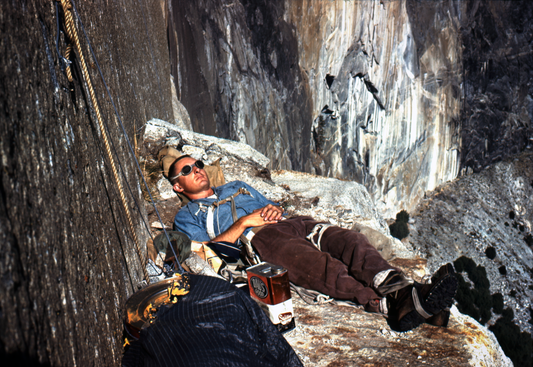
[[173, 181, 277, 242]]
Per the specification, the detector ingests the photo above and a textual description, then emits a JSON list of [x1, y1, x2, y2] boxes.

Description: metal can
[[247, 262, 295, 333]]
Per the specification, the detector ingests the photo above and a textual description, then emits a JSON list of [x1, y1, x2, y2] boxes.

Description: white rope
[[372, 269, 395, 289], [290, 283, 334, 305], [306, 223, 334, 250]]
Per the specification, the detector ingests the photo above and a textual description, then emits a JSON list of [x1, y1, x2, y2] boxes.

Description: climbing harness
[[55, 0, 185, 286], [204, 187, 254, 240], [204, 187, 261, 265]]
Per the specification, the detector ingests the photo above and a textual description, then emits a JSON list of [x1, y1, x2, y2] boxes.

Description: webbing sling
[[206, 206, 216, 240], [230, 195, 261, 265], [306, 223, 334, 250]]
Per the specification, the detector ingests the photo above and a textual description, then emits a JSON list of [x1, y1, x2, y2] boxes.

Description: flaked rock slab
[[285, 297, 512, 367]]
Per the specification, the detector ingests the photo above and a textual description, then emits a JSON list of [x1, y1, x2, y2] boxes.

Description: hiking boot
[[426, 309, 451, 327], [364, 298, 388, 316], [374, 270, 413, 297], [387, 265, 458, 332], [425, 263, 456, 328], [430, 263, 456, 284]]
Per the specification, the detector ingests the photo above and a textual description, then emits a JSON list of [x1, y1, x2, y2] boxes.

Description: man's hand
[[240, 204, 284, 227], [211, 204, 284, 243], [259, 204, 284, 222]]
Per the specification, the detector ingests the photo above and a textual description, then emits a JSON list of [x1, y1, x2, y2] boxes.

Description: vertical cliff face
[[0, 1, 172, 364], [168, 0, 312, 170], [286, 0, 463, 216], [459, 0, 533, 173], [169, 0, 533, 217], [168, 0, 464, 215]]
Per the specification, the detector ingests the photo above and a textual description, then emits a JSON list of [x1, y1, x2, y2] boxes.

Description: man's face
[[172, 157, 211, 197]]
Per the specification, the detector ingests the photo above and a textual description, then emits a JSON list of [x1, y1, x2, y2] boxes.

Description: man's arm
[[212, 204, 283, 243], [174, 206, 212, 242]]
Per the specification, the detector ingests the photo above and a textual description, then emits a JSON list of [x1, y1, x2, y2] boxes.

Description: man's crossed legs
[[251, 216, 457, 331]]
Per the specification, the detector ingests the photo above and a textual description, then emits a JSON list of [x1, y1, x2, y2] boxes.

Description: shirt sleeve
[[173, 181, 279, 242], [173, 206, 211, 242], [239, 181, 278, 207]]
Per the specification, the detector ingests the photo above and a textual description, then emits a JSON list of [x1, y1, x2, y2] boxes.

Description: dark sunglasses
[[170, 160, 204, 181]]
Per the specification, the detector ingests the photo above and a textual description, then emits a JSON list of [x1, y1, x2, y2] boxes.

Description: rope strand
[[59, 0, 150, 284], [68, 0, 183, 274]]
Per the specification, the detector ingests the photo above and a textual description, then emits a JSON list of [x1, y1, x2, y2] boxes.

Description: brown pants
[[251, 216, 396, 306]]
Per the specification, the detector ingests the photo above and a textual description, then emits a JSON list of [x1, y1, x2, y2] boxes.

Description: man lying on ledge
[[169, 155, 457, 332]]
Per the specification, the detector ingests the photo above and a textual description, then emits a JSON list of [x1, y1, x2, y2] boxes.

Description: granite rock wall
[[168, 0, 533, 217], [409, 152, 533, 366], [0, 0, 172, 365], [459, 0, 533, 173]]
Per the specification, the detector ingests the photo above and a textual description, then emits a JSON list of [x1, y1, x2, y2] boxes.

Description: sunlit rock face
[[168, 0, 533, 218], [286, 0, 462, 217], [167, 0, 464, 217]]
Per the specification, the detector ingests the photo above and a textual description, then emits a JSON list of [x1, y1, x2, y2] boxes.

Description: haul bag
[[122, 274, 302, 367]]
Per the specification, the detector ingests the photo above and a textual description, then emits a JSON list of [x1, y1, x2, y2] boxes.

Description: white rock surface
[[449, 306, 513, 367], [170, 75, 193, 130]]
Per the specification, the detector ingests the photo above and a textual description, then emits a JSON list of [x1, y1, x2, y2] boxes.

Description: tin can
[[247, 262, 295, 333]]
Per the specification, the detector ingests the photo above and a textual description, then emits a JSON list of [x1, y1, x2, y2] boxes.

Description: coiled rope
[[58, 0, 151, 284]]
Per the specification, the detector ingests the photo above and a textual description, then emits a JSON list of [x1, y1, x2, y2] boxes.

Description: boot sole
[[398, 274, 458, 332]]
